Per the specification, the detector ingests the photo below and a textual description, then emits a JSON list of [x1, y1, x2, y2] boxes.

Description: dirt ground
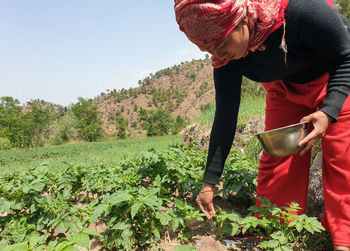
[[80, 196, 263, 251]]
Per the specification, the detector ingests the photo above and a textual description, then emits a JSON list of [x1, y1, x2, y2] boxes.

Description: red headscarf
[[175, 0, 289, 68]]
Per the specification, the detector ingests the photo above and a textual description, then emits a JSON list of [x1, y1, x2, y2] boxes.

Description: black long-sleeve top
[[203, 0, 350, 185]]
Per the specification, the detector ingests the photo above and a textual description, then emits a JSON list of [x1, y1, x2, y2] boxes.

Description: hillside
[[93, 58, 216, 135]]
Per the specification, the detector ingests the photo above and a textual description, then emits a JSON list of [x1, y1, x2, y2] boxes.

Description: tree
[[115, 112, 128, 139], [24, 102, 55, 147], [0, 97, 56, 147], [172, 115, 188, 134], [190, 72, 196, 82], [336, 0, 350, 20], [71, 97, 103, 142], [138, 108, 174, 136], [0, 96, 23, 147]]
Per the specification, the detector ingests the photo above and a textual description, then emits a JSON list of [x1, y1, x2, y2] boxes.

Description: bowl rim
[[255, 121, 309, 136]]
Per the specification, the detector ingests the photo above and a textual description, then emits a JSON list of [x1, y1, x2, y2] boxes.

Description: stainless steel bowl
[[255, 121, 309, 157]]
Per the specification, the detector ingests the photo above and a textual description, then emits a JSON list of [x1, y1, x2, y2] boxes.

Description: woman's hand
[[298, 110, 333, 155], [196, 183, 216, 220]]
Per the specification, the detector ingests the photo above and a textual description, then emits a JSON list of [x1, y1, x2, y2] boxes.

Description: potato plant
[[0, 143, 325, 250]]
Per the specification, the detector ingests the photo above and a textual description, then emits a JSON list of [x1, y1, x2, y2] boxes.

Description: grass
[[194, 94, 266, 127], [237, 95, 266, 124], [0, 135, 182, 174]]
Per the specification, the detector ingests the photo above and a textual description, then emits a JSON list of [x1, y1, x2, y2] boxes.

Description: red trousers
[[256, 73, 350, 246]]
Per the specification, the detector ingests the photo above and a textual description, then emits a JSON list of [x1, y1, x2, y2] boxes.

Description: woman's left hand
[[298, 111, 333, 156]]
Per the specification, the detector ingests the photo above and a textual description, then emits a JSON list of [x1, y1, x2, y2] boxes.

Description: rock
[[240, 115, 265, 144], [181, 124, 211, 149], [307, 151, 323, 219], [181, 116, 265, 150]]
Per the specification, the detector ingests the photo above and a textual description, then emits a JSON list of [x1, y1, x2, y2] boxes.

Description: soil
[[76, 196, 263, 251]]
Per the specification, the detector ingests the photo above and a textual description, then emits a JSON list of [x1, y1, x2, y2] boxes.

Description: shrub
[[0, 138, 11, 150], [50, 115, 78, 145], [139, 108, 174, 136], [71, 97, 103, 142]]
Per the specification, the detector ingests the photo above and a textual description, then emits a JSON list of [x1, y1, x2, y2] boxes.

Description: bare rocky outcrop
[[307, 151, 324, 219], [180, 124, 211, 149], [181, 115, 266, 150], [239, 115, 265, 144]]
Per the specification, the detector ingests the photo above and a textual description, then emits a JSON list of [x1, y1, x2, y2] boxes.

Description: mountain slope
[[93, 58, 216, 134]]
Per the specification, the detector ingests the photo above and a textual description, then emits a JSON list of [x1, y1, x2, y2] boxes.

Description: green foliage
[[194, 102, 216, 126], [247, 197, 325, 250], [0, 138, 12, 150], [195, 95, 265, 128], [0, 97, 24, 147], [238, 95, 266, 124], [0, 135, 182, 174], [0, 97, 56, 148], [243, 137, 263, 164], [336, 0, 350, 20], [172, 115, 189, 134], [71, 97, 103, 142], [115, 112, 128, 139], [189, 72, 196, 82], [241, 77, 266, 97], [174, 245, 198, 251], [213, 207, 241, 240], [138, 108, 173, 136], [0, 143, 325, 250], [50, 115, 77, 145], [0, 144, 206, 250], [220, 152, 258, 207], [138, 108, 188, 136], [25, 102, 56, 146]]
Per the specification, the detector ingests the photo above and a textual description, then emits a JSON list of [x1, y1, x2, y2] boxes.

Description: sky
[[0, 1, 207, 106]]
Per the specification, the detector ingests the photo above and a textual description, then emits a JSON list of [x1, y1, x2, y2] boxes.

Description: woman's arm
[[203, 64, 242, 185]]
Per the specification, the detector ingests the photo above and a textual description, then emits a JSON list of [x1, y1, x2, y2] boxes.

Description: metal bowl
[[255, 121, 309, 157]]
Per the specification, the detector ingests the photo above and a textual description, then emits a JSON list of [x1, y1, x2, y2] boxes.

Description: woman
[[174, 0, 350, 250]]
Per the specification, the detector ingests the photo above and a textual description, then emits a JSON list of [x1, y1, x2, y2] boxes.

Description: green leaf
[[174, 245, 198, 251], [54, 240, 75, 251], [56, 220, 71, 233], [32, 180, 46, 192], [1, 242, 29, 251], [107, 192, 132, 205], [296, 222, 303, 233], [35, 246, 46, 251], [91, 204, 108, 223], [266, 239, 279, 248], [153, 228, 160, 239], [114, 222, 129, 230], [29, 235, 46, 249], [81, 227, 102, 237], [156, 212, 171, 225], [303, 223, 314, 234], [0, 198, 10, 213], [130, 203, 142, 219], [61, 246, 80, 251], [11, 199, 23, 210], [172, 218, 180, 231], [71, 232, 90, 249], [224, 222, 240, 236]]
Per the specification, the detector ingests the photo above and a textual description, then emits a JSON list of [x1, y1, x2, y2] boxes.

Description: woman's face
[[210, 16, 250, 61]]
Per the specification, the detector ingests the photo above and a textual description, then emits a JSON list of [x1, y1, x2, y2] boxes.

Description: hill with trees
[[0, 56, 264, 149]]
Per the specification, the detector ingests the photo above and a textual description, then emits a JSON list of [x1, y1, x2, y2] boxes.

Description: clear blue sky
[[0, 1, 206, 106]]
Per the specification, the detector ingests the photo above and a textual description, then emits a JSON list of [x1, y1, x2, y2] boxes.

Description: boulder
[[240, 115, 265, 144], [307, 151, 324, 219], [181, 124, 211, 149]]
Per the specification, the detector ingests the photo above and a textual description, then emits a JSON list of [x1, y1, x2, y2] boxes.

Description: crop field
[[0, 139, 327, 251], [0, 135, 182, 175]]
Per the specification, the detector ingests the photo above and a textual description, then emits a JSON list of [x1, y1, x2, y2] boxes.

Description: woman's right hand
[[196, 183, 216, 220]]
